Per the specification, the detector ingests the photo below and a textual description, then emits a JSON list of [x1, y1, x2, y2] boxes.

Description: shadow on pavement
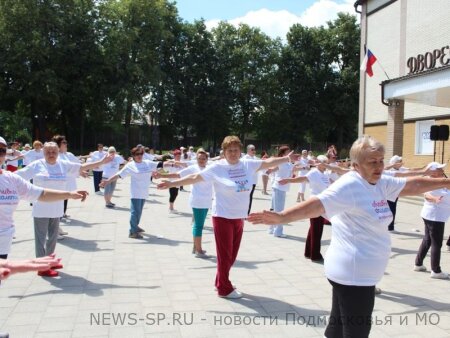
[[377, 290, 450, 315], [58, 237, 113, 252], [210, 292, 329, 327], [10, 272, 159, 298]]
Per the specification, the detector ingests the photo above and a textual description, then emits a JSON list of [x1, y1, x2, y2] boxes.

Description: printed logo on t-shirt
[[235, 179, 250, 192], [372, 199, 391, 220], [228, 166, 250, 192], [0, 188, 19, 204]]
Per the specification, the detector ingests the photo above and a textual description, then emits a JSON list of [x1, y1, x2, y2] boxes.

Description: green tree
[[100, 0, 178, 150]]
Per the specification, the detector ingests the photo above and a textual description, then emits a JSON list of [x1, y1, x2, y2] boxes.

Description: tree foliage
[[0, 1, 360, 153]]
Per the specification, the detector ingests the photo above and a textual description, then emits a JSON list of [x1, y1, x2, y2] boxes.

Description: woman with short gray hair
[[249, 135, 450, 338]]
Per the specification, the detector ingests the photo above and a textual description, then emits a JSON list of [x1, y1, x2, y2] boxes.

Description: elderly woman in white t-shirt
[[157, 136, 298, 299], [0, 137, 88, 274], [100, 146, 159, 239], [267, 145, 294, 237], [154, 149, 212, 257], [101, 147, 125, 208], [414, 162, 449, 279], [16, 142, 112, 277], [278, 154, 332, 261], [249, 135, 450, 338]]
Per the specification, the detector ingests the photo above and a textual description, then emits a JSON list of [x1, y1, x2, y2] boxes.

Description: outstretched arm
[[248, 197, 325, 225], [157, 173, 204, 189], [400, 177, 450, 196], [38, 189, 88, 202], [259, 151, 299, 171], [278, 176, 308, 185]]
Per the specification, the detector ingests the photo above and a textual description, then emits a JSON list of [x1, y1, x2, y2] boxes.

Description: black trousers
[[324, 280, 375, 338], [387, 198, 398, 230], [415, 218, 445, 273], [169, 187, 179, 203], [247, 184, 256, 215], [93, 171, 103, 192], [0, 254, 7, 259]]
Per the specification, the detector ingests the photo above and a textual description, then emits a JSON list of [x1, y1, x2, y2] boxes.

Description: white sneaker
[[59, 229, 68, 236], [169, 209, 176, 214], [219, 289, 242, 299], [194, 251, 209, 259], [57, 235, 65, 240], [274, 234, 287, 238], [414, 265, 427, 272], [95, 191, 103, 195], [430, 271, 449, 279]]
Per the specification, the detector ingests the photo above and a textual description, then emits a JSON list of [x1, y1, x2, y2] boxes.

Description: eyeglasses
[[249, 148, 255, 151], [0, 148, 6, 154]]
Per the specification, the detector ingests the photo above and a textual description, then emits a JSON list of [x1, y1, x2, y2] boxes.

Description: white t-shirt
[[59, 152, 80, 190], [23, 149, 44, 166], [90, 150, 107, 172], [272, 162, 294, 192], [296, 157, 310, 176], [200, 159, 262, 219], [143, 153, 155, 161], [317, 171, 406, 286], [102, 155, 125, 178], [6, 150, 21, 167], [16, 159, 81, 218], [243, 154, 259, 185], [179, 165, 213, 209], [0, 171, 43, 254], [306, 168, 333, 196], [421, 188, 450, 222], [187, 151, 196, 160], [118, 160, 158, 199]]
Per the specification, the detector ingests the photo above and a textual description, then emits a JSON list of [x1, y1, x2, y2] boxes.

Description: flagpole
[[376, 61, 390, 80]]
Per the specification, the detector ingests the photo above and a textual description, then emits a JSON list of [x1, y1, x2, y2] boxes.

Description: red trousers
[[213, 216, 244, 296], [304, 216, 325, 261]]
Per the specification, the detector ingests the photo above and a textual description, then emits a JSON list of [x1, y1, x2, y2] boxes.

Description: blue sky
[[173, 0, 357, 39], [175, 0, 318, 22]]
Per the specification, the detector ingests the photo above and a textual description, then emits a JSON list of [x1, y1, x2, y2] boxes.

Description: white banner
[[415, 120, 434, 155]]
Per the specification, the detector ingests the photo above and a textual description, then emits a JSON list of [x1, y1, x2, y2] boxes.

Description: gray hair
[[316, 155, 328, 163], [108, 146, 116, 153], [349, 135, 385, 164], [43, 141, 59, 149]]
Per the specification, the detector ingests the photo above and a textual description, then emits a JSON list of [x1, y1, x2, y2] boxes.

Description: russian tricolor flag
[[360, 49, 377, 77]]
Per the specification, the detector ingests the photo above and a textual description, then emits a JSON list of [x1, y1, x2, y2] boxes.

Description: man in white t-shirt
[[17, 142, 113, 277], [249, 136, 450, 337]]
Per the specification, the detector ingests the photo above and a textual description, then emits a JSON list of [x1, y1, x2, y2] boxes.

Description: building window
[[415, 120, 434, 155]]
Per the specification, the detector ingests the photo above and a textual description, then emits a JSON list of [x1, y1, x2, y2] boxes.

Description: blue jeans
[[130, 198, 145, 234]]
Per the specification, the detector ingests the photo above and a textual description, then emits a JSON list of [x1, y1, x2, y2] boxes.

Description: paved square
[[1, 176, 450, 337]]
